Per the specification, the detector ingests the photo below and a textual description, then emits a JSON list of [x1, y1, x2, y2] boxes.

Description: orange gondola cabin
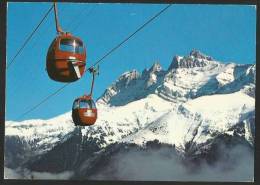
[[46, 3, 86, 82], [72, 95, 97, 126], [46, 33, 86, 82]]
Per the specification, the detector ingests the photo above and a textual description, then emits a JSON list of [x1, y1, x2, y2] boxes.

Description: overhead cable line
[[9, 4, 96, 98], [91, 4, 172, 67], [7, 4, 54, 69], [71, 4, 97, 32], [16, 84, 70, 120], [16, 4, 172, 120]]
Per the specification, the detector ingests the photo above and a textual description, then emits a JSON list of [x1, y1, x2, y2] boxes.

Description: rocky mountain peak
[[189, 49, 214, 61], [168, 50, 216, 70], [149, 62, 162, 73], [141, 62, 163, 81], [96, 70, 141, 105], [116, 69, 140, 87], [98, 50, 254, 106]]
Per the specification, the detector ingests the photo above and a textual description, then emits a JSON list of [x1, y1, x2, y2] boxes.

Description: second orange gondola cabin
[[72, 95, 97, 126]]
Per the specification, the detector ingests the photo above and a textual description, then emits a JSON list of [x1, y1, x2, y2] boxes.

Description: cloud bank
[[89, 144, 254, 182]]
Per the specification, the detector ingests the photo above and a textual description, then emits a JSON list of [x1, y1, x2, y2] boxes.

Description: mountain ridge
[[5, 50, 255, 180]]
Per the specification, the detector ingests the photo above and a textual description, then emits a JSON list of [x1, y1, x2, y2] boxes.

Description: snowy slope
[[5, 94, 176, 169], [5, 112, 75, 155], [85, 94, 176, 148], [122, 91, 255, 149]]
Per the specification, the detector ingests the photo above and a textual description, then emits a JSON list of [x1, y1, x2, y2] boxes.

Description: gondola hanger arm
[[54, 2, 64, 34], [88, 66, 99, 97]]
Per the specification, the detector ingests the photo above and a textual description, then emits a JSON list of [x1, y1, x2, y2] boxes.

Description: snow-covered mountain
[[5, 50, 255, 181]]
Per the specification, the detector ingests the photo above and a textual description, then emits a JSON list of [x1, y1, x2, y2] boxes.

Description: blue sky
[[6, 3, 256, 121]]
